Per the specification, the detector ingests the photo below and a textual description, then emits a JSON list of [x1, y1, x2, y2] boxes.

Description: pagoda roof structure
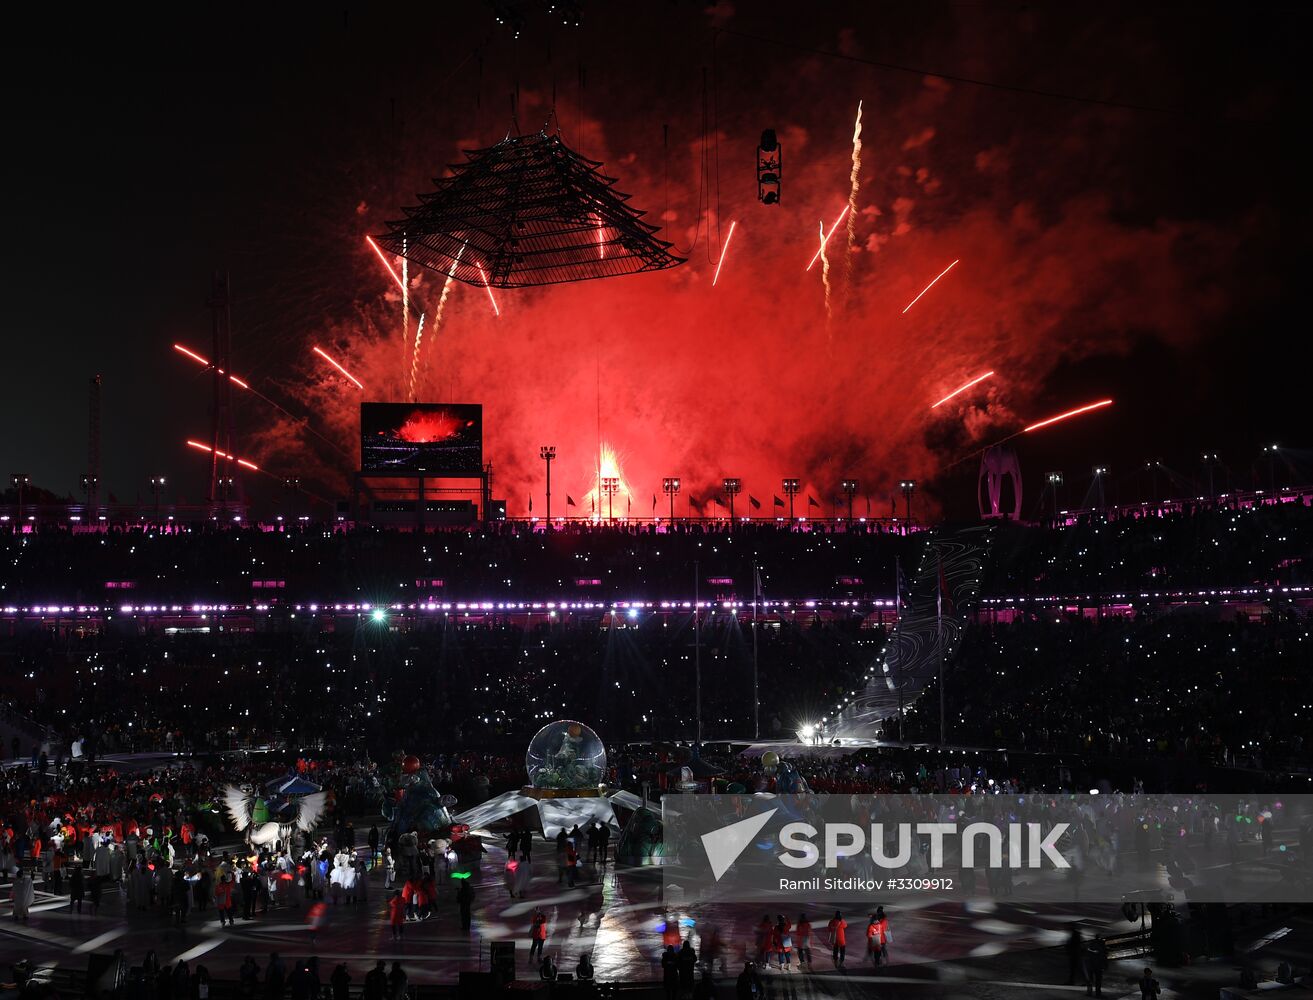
[[375, 129, 685, 289]]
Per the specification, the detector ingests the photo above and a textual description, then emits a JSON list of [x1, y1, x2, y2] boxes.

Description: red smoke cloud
[[237, 7, 1270, 516]]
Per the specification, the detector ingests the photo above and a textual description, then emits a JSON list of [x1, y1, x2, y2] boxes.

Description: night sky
[[2, 3, 1307, 519]]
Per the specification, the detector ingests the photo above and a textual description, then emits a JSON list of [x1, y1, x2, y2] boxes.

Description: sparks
[[846, 100, 863, 262], [476, 263, 501, 316], [185, 440, 260, 472], [902, 259, 960, 314], [1023, 398, 1114, 433], [931, 370, 996, 409], [806, 205, 850, 272], [711, 221, 737, 287], [408, 313, 427, 403], [173, 343, 251, 390], [365, 236, 407, 295], [819, 220, 834, 323], [311, 346, 365, 389]]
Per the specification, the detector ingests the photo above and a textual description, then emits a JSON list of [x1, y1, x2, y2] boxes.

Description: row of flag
[[528, 493, 901, 515]]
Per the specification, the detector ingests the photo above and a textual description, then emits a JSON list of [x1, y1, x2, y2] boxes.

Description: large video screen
[[360, 403, 483, 475]]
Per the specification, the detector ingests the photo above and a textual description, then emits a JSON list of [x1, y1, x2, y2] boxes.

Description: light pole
[[1264, 444, 1279, 495], [601, 476, 619, 522], [662, 477, 681, 524], [1144, 460, 1162, 507], [1201, 453, 1218, 500], [782, 478, 800, 522], [11, 473, 30, 522], [1046, 472, 1064, 525], [898, 479, 916, 532], [722, 477, 742, 525], [284, 478, 301, 522], [150, 476, 167, 522], [1091, 466, 1108, 511], [540, 446, 555, 524], [217, 476, 234, 514], [841, 479, 859, 524], [81, 475, 99, 516]]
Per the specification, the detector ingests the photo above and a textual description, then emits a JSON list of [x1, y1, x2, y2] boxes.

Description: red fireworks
[[185, 439, 260, 471], [1023, 398, 1114, 433], [902, 259, 960, 314], [931, 370, 995, 409], [711, 221, 738, 287], [311, 346, 365, 389], [805, 205, 850, 272]]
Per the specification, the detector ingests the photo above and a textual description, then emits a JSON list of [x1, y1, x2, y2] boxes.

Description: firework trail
[[476, 262, 501, 317], [711, 220, 737, 287], [408, 312, 427, 402], [402, 236, 410, 370], [902, 259, 960, 314], [414, 243, 467, 396], [845, 100, 863, 283], [311, 346, 365, 389], [819, 220, 834, 325], [931, 370, 995, 409], [1023, 398, 1113, 433], [806, 205, 850, 271]]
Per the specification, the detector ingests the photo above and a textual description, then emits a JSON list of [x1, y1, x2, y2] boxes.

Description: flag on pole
[[749, 495, 762, 510], [627, 495, 631, 515], [567, 495, 576, 507], [528, 494, 533, 513], [807, 495, 819, 508], [652, 494, 657, 511], [754, 565, 764, 601], [773, 495, 785, 508]]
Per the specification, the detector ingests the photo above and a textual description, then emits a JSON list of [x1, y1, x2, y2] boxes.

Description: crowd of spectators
[[1, 617, 883, 755], [983, 501, 1312, 596], [901, 614, 1313, 771], [0, 521, 914, 604]]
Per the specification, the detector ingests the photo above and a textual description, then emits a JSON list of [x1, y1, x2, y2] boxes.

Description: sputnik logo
[[701, 808, 778, 881]]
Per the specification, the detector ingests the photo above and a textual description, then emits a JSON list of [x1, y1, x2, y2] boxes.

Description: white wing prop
[[221, 785, 256, 832], [294, 791, 329, 833]]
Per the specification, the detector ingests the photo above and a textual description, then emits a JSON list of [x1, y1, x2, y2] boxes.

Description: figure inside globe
[[526, 720, 607, 790]]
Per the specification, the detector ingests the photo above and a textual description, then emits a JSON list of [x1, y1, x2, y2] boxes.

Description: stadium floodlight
[[601, 476, 620, 521], [662, 477, 681, 524], [840, 479, 859, 523], [782, 478, 801, 522], [722, 478, 742, 524], [540, 447, 556, 523], [898, 480, 917, 530]]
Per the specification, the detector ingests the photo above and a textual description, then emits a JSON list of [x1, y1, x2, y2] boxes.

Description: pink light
[[805, 206, 850, 271], [186, 440, 214, 455], [931, 370, 995, 409], [1023, 398, 1114, 433], [711, 221, 738, 287], [902, 259, 960, 314], [475, 263, 501, 317], [228, 374, 250, 390], [365, 236, 407, 295], [186, 439, 260, 472], [311, 346, 365, 389], [236, 458, 260, 471]]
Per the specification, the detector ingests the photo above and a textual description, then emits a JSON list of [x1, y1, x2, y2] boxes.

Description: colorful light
[[311, 346, 365, 389], [1023, 398, 1114, 433], [902, 259, 960, 314], [931, 370, 995, 409], [711, 221, 737, 287], [476, 263, 501, 317], [805, 205, 850, 272], [365, 236, 407, 295]]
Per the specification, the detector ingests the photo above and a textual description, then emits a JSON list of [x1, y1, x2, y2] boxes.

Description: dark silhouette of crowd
[[0, 520, 915, 604]]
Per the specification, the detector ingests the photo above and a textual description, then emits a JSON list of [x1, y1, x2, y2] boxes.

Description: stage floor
[[1, 837, 1136, 987]]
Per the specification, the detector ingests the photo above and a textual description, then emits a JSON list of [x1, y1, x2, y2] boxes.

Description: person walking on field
[[827, 911, 848, 967], [388, 891, 406, 941], [529, 909, 548, 962]]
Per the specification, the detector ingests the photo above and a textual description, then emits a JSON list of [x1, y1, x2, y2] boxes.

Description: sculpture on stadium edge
[[526, 720, 607, 790], [381, 756, 457, 836], [222, 785, 328, 851]]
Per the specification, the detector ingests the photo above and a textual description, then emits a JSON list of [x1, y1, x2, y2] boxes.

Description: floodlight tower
[[781, 478, 801, 521], [540, 446, 556, 523], [662, 477, 681, 524], [723, 477, 742, 525], [841, 479, 859, 523]]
